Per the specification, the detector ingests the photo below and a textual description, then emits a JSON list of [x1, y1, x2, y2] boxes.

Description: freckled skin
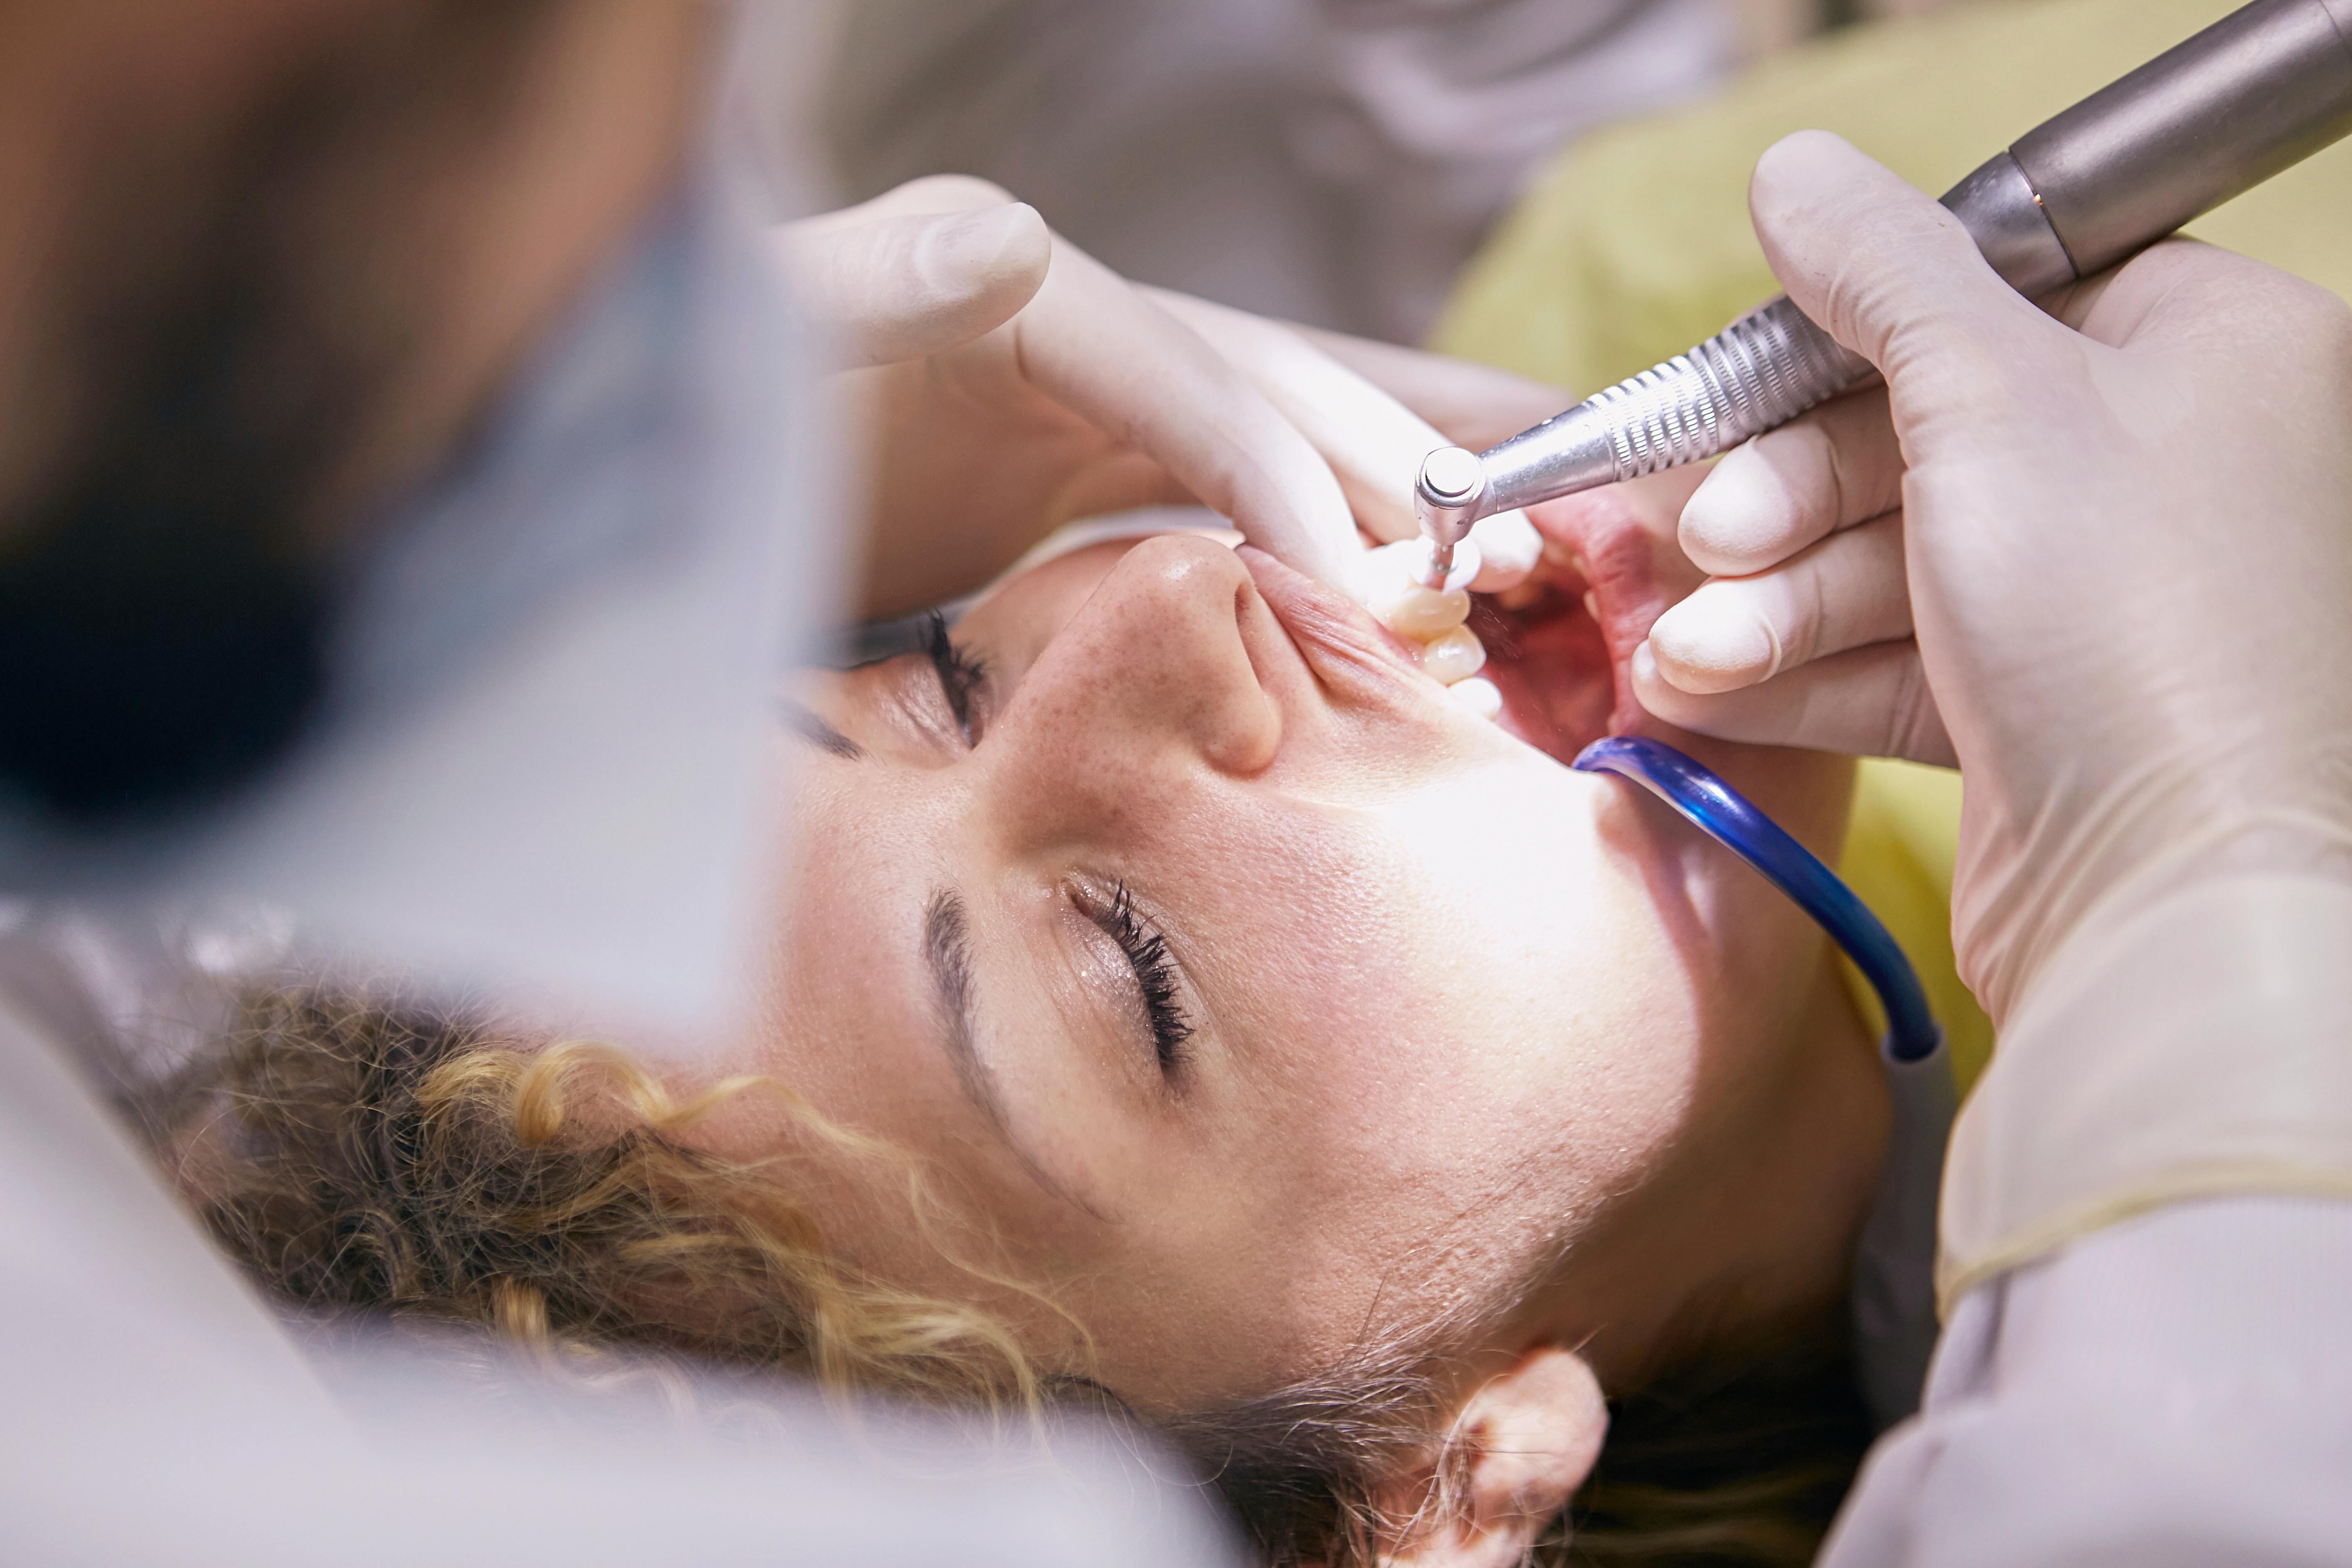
[[701, 527, 1889, 1416]]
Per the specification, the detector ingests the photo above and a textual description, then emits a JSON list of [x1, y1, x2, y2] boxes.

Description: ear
[[1383, 1347, 1607, 1568]]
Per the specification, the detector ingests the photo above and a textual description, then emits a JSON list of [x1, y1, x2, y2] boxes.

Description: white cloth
[[814, 0, 1736, 341], [1825, 1196, 2352, 1567], [0, 177, 822, 1026], [1825, 871, 2352, 1562]]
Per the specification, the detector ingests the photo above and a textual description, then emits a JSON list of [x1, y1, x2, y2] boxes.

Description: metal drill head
[[1414, 447, 1486, 588], [1420, 446, 1484, 506]]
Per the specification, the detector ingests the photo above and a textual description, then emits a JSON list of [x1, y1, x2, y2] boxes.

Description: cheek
[[1354, 776, 1715, 1201], [1140, 804, 1489, 1184]]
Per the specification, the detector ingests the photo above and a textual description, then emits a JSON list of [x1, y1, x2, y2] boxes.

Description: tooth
[[1379, 584, 1472, 640], [1418, 625, 1487, 684], [1359, 539, 1476, 637], [1445, 676, 1503, 721]]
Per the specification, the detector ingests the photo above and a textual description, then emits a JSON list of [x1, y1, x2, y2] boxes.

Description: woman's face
[[724, 502, 1885, 1414]]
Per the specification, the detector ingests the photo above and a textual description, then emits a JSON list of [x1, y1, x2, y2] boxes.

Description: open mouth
[[1473, 583, 1617, 767], [1475, 490, 1679, 768], [1239, 488, 1676, 767]]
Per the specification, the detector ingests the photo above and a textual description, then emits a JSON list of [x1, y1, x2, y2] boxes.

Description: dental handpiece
[[1415, 0, 2352, 583]]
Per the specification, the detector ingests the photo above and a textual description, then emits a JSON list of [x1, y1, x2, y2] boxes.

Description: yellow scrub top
[[1433, 0, 2352, 396]]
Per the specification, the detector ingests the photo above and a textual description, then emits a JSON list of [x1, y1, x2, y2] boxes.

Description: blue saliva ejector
[[1573, 737, 1940, 1064]]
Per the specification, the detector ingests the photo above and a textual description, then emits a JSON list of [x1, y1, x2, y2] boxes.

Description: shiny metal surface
[[1436, 300, 1872, 525], [1413, 456, 1486, 586], [2015, 0, 2352, 279], [1418, 0, 2352, 533], [1940, 151, 2077, 297]]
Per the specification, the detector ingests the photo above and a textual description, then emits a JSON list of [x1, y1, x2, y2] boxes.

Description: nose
[[993, 535, 1285, 785]]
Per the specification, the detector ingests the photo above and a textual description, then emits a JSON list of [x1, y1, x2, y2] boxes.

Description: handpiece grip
[[2009, 0, 2352, 282], [1447, 0, 2352, 525]]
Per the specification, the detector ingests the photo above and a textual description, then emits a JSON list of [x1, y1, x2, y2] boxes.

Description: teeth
[[1379, 584, 1472, 640], [1354, 541, 1503, 721], [1418, 625, 1487, 684], [1445, 676, 1503, 721], [1359, 538, 1477, 603]]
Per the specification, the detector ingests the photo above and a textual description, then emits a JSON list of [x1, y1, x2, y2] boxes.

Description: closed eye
[[924, 611, 989, 747], [1086, 881, 1194, 1076]]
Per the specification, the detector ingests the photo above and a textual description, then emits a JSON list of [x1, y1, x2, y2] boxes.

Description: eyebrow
[[921, 888, 1108, 1220], [923, 889, 1001, 1131], [780, 698, 862, 760]]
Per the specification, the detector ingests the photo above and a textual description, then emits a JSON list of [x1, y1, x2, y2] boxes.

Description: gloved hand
[[1633, 131, 2352, 1022], [1143, 287, 1546, 594], [775, 176, 1549, 618]]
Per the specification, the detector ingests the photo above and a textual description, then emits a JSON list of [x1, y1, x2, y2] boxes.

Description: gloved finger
[[785, 172, 1025, 228], [1748, 131, 2059, 397], [2052, 233, 2350, 381], [1678, 385, 1905, 577], [1463, 512, 1543, 594], [1649, 511, 1910, 694], [1144, 287, 1540, 590], [1016, 246, 1361, 590], [1287, 324, 1570, 453], [1630, 636, 1955, 767], [771, 203, 1051, 368]]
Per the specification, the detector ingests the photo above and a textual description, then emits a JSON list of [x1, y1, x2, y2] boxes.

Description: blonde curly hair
[[148, 985, 1056, 1411], [142, 983, 1871, 1568]]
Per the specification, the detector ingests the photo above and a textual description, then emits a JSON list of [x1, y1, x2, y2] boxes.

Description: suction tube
[[1573, 737, 1941, 1063]]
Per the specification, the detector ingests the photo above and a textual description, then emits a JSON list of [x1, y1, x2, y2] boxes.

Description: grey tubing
[[2016, 0, 2352, 280]]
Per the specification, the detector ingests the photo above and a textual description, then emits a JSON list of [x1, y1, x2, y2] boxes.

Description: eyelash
[[1096, 881, 1194, 1075], [923, 611, 988, 746]]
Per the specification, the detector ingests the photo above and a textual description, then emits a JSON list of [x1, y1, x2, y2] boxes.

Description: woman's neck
[[1517, 954, 1893, 1392]]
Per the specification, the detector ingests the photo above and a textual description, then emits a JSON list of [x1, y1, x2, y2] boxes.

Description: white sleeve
[[1824, 1195, 2352, 1567], [1824, 870, 2352, 1565]]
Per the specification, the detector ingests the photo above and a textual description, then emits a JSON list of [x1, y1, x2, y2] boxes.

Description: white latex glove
[[777, 177, 1547, 618], [1144, 288, 1545, 594], [775, 192, 1055, 370], [775, 176, 1358, 611], [1636, 132, 2352, 1023]]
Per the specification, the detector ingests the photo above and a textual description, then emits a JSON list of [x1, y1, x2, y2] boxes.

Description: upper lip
[[1238, 546, 1446, 714], [1242, 538, 1635, 770]]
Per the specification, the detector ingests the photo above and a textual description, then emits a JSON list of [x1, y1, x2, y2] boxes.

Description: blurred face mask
[[0, 180, 829, 1020]]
